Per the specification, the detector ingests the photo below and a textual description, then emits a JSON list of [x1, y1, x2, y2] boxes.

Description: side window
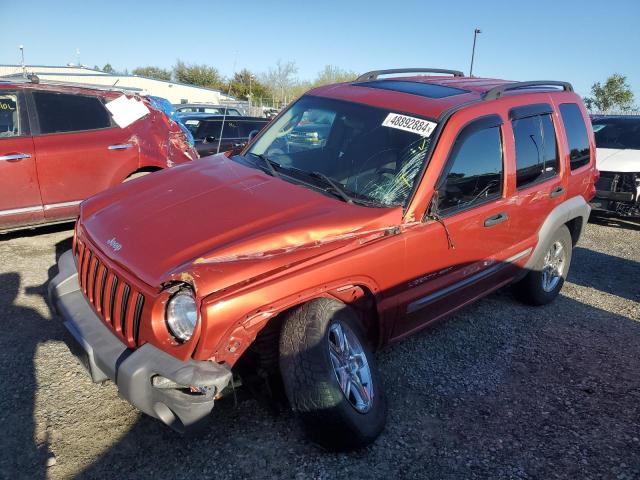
[[559, 103, 590, 170], [512, 114, 559, 188], [33, 91, 111, 134], [437, 118, 504, 215], [0, 93, 22, 138], [198, 121, 222, 139]]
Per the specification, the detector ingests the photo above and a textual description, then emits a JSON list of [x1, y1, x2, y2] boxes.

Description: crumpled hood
[[79, 155, 401, 291], [596, 148, 640, 173]]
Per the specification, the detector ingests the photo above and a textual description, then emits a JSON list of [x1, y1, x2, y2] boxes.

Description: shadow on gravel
[[569, 247, 640, 303], [0, 221, 75, 242], [589, 212, 640, 232], [0, 272, 63, 480], [0, 236, 73, 480]]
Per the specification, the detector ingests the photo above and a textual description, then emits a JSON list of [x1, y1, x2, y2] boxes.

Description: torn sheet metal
[[106, 95, 150, 128], [147, 96, 195, 147]]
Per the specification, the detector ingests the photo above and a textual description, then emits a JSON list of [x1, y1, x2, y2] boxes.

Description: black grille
[[76, 242, 145, 347]]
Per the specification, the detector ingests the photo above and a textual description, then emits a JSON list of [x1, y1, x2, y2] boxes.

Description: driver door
[[0, 90, 44, 230], [393, 114, 521, 338]]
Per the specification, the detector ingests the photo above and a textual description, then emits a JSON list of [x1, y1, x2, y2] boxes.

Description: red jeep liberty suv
[[49, 68, 597, 451]]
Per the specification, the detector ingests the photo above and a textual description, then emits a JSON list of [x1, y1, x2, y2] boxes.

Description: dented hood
[[596, 148, 640, 173], [79, 155, 401, 290]]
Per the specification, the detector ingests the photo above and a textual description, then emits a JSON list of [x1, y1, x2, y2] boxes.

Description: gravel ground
[[0, 216, 638, 480]]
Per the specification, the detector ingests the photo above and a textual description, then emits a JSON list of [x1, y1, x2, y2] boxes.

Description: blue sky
[[2, 0, 639, 101]]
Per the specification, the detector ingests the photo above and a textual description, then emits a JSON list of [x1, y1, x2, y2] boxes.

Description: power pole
[[469, 28, 482, 77]]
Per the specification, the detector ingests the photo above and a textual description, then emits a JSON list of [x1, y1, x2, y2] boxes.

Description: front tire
[[279, 298, 386, 451], [513, 224, 573, 305]]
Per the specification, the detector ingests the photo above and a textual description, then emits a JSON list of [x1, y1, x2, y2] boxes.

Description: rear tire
[[123, 171, 153, 182], [513, 224, 573, 305], [279, 298, 386, 451]]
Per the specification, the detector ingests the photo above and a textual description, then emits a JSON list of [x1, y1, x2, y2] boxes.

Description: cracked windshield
[[246, 96, 435, 207]]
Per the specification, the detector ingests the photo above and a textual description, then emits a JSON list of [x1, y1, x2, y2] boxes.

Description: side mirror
[[248, 130, 260, 142], [204, 135, 217, 144]]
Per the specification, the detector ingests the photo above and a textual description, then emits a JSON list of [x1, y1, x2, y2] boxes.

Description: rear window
[[559, 103, 590, 170], [240, 122, 266, 137], [513, 114, 559, 188], [33, 91, 111, 134], [592, 117, 640, 150]]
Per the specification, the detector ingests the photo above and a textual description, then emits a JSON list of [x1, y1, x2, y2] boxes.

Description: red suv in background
[[50, 69, 597, 451], [0, 80, 197, 233]]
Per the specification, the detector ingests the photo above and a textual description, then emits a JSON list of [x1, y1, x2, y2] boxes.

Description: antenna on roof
[[19, 45, 26, 79]]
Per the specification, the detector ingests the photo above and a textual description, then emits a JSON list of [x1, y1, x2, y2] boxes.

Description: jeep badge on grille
[[106, 237, 122, 252]]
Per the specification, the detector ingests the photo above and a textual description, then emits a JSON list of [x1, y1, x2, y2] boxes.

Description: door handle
[[484, 212, 508, 227], [550, 186, 565, 198], [0, 153, 31, 161], [108, 143, 134, 150]]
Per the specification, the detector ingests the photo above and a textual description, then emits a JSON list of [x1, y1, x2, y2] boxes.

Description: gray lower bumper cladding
[[48, 250, 232, 433]]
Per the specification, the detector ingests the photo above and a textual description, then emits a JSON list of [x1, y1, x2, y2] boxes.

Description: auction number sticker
[[382, 113, 437, 137]]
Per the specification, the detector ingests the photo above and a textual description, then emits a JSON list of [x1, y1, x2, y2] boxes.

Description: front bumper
[[48, 250, 232, 433]]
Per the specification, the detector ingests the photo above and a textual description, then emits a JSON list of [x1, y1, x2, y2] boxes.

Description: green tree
[[227, 69, 269, 101], [313, 65, 358, 86], [173, 60, 226, 90], [102, 63, 115, 74], [584, 74, 635, 112], [132, 66, 172, 81]]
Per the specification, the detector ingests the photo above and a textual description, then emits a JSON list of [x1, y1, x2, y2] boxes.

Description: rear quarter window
[[559, 103, 590, 170], [512, 113, 559, 188]]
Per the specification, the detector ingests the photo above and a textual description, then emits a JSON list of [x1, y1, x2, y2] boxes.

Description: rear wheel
[[513, 224, 573, 305], [279, 298, 386, 451]]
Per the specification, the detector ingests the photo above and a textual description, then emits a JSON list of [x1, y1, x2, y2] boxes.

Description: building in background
[[0, 65, 236, 105]]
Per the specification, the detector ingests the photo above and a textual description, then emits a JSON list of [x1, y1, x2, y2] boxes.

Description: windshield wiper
[[247, 152, 280, 178], [308, 171, 353, 204]]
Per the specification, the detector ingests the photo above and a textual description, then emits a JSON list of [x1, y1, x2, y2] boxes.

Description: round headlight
[[165, 291, 198, 342]]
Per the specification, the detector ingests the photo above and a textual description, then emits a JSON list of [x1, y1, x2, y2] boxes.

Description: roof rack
[[0, 74, 143, 94], [483, 81, 573, 101], [355, 68, 464, 82]]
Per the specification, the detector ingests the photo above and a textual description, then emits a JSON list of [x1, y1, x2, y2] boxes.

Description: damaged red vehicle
[[49, 69, 597, 451], [0, 79, 197, 232]]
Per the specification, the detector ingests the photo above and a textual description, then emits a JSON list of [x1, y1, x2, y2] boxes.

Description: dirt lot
[[0, 216, 638, 480]]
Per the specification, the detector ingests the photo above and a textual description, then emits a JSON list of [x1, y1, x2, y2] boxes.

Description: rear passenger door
[[395, 115, 520, 338], [507, 104, 565, 248], [0, 90, 44, 230], [30, 90, 139, 221]]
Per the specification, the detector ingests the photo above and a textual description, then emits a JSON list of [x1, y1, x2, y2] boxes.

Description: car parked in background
[[50, 68, 597, 451], [174, 103, 243, 116], [590, 115, 640, 217], [181, 114, 268, 157], [0, 80, 197, 233]]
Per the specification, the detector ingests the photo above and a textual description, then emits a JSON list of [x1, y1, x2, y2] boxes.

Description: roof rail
[[483, 81, 573, 101], [355, 68, 464, 82]]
